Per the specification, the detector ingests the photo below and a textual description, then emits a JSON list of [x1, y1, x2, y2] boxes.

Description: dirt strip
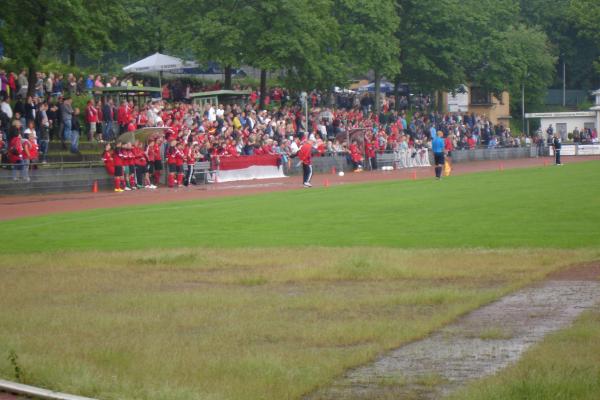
[[308, 264, 600, 400], [1, 156, 598, 221]]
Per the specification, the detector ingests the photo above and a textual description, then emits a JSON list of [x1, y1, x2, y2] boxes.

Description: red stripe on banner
[[218, 155, 281, 171]]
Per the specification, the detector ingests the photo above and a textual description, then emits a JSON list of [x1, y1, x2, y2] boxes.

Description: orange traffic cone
[[92, 180, 98, 193], [544, 159, 548, 167], [324, 179, 330, 187], [411, 170, 417, 181]]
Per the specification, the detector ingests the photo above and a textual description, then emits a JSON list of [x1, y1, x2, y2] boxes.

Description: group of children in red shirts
[[5, 122, 39, 181], [102, 134, 201, 192]]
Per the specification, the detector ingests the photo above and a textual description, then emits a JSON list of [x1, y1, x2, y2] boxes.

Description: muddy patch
[[308, 270, 600, 400]]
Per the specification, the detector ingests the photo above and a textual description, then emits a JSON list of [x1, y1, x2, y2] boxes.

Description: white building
[[524, 111, 596, 140], [526, 89, 600, 140]]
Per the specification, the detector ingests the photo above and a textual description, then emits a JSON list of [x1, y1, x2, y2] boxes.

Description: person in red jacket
[[184, 141, 199, 186], [175, 141, 185, 187], [27, 133, 39, 164], [349, 140, 363, 171], [133, 140, 153, 189], [8, 132, 26, 181], [296, 139, 313, 187], [85, 100, 98, 142], [165, 139, 178, 188], [102, 143, 115, 177], [445, 134, 454, 159], [117, 100, 130, 134], [127, 117, 136, 132], [112, 142, 124, 192]]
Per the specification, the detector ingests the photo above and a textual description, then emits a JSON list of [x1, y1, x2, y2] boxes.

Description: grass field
[[1, 162, 600, 253], [1, 162, 599, 399]]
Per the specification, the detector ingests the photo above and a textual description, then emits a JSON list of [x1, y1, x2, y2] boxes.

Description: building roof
[[525, 111, 596, 119], [189, 90, 251, 98]]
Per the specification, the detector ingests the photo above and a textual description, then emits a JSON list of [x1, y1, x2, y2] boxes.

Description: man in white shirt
[[1, 97, 13, 119], [216, 104, 225, 119], [208, 104, 216, 122]]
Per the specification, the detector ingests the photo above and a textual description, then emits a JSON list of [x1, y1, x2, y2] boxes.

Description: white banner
[[577, 144, 600, 155], [212, 165, 286, 183], [550, 144, 600, 156]]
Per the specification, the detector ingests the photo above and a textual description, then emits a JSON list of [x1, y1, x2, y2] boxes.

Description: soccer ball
[[338, 171, 345, 177]]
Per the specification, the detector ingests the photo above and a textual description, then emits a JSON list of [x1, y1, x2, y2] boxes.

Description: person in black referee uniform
[[553, 133, 562, 166]]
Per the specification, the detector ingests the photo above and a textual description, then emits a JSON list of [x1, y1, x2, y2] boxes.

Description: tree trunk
[[393, 75, 401, 112], [27, 65, 37, 98], [224, 65, 232, 90], [436, 91, 444, 113], [374, 70, 382, 116], [259, 69, 267, 110], [27, 5, 48, 98], [69, 47, 76, 66]]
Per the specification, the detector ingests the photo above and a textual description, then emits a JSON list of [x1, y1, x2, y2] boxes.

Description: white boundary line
[[0, 379, 97, 400]]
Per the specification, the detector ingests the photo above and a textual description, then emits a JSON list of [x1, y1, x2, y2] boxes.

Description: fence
[[0, 144, 547, 195], [0, 161, 110, 195]]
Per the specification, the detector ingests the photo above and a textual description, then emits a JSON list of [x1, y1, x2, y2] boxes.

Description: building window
[[470, 87, 491, 105]]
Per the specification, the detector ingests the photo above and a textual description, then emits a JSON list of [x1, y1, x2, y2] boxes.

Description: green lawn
[[0, 162, 598, 400], [1, 161, 599, 253]]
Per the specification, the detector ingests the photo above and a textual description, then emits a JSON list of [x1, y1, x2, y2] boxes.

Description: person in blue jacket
[[432, 130, 445, 180]]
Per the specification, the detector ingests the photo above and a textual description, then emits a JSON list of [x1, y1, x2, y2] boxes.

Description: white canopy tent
[[122, 52, 197, 87]]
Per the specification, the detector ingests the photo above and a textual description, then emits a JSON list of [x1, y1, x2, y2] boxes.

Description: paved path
[[308, 265, 600, 399]]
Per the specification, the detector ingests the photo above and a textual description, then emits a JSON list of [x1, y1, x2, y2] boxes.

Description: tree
[[118, 0, 176, 59], [393, 0, 470, 110], [45, 0, 129, 66], [469, 25, 555, 115], [0, 0, 127, 95], [520, 0, 600, 90], [335, 0, 401, 114], [567, 0, 600, 82], [246, 0, 343, 108], [170, 0, 250, 90]]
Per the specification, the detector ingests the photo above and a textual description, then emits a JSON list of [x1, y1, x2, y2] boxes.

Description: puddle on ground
[[308, 280, 600, 400]]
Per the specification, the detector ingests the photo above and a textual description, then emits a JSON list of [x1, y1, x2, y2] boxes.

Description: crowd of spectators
[[1, 68, 541, 184]]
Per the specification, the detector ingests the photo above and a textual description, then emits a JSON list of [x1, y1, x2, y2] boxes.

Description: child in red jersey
[[349, 140, 363, 171], [8, 132, 25, 181], [102, 143, 115, 176], [184, 141, 199, 186], [153, 137, 163, 186], [123, 142, 136, 190], [112, 142, 124, 192], [165, 139, 178, 188]]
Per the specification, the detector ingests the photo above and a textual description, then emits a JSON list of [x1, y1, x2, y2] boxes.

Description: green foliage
[[395, 0, 467, 91]]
